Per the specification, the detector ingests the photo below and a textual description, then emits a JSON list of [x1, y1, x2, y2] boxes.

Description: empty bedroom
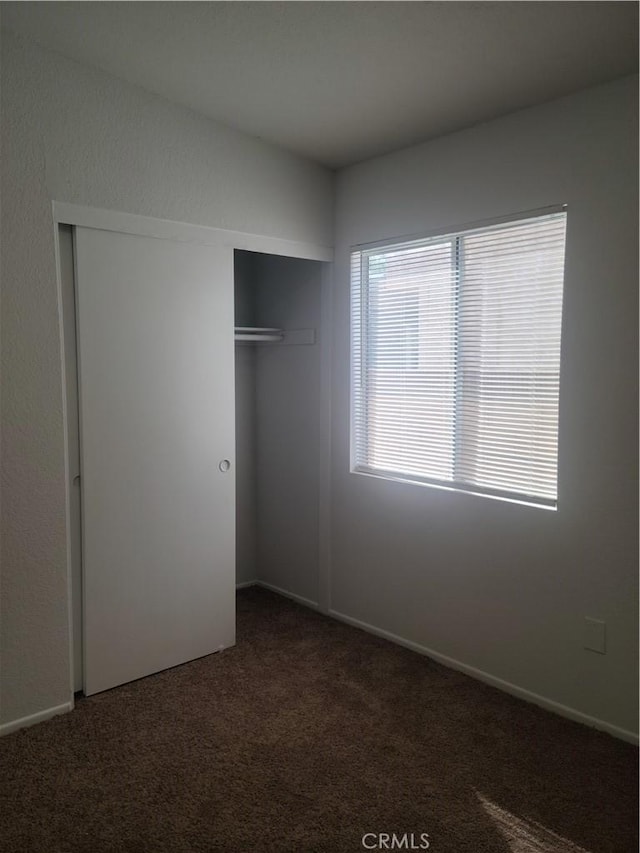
[[1, 2, 638, 851]]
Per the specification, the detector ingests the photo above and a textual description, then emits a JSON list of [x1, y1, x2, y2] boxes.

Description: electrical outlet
[[584, 617, 606, 654]]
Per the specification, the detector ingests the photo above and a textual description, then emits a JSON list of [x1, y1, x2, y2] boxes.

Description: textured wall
[[332, 77, 639, 736], [0, 32, 332, 727]]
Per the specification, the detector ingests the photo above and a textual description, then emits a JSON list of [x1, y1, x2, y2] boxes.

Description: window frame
[[349, 205, 567, 511]]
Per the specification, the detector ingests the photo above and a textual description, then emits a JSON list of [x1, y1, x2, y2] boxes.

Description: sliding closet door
[[75, 226, 235, 695]]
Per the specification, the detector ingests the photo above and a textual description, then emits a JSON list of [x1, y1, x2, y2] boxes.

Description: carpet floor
[[0, 587, 637, 853]]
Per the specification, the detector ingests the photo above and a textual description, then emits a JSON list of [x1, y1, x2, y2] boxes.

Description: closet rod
[[234, 326, 283, 343]]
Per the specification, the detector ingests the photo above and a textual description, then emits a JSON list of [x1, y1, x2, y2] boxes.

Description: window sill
[[350, 466, 557, 511]]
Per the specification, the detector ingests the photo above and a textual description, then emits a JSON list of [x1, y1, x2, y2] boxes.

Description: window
[[351, 208, 567, 508]]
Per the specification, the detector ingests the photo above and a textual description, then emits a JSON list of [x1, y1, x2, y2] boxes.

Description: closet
[[61, 212, 329, 697], [234, 250, 323, 605]]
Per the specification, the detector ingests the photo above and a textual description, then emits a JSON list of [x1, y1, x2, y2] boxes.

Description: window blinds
[[351, 209, 567, 507]]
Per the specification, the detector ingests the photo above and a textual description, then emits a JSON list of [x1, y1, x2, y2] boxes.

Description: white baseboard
[[329, 608, 639, 746], [0, 701, 74, 737], [255, 581, 319, 611], [236, 580, 258, 589]]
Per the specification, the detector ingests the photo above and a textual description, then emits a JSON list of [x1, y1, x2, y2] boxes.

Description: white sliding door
[[74, 226, 235, 695]]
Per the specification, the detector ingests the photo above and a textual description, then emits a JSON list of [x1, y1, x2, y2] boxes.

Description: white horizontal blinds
[[456, 213, 566, 502], [354, 239, 457, 481], [351, 208, 566, 506], [351, 251, 365, 465]]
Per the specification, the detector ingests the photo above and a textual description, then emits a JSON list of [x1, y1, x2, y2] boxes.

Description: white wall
[[0, 32, 333, 728], [331, 76, 638, 737], [252, 255, 323, 605], [234, 255, 259, 586]]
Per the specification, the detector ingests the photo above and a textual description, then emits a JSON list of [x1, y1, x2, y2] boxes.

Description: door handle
[[218, 460, 231, 473]]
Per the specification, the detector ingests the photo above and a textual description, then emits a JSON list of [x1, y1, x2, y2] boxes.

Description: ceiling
[[1, 2, 637, 168]]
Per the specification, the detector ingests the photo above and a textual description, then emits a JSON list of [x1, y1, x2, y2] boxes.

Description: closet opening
[[234, 250, 324, 609]]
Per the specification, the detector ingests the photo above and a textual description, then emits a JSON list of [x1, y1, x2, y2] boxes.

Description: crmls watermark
[[361, 832, 430, 850]]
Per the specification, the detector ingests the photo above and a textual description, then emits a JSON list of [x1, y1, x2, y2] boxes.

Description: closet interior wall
[[234, 251, 323, 605]]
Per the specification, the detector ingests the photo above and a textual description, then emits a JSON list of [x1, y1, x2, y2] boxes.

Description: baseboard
[[236, 580, 258, 589], [255, 581, 319, 611], [0, 701, 74, 737], [329, 608, 639, 746]]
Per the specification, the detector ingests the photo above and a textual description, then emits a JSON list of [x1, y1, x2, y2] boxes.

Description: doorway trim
[[53, 202, 333, 262]]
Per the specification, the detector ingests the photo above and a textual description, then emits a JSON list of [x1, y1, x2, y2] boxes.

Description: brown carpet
[[0, 587, 637, 853]]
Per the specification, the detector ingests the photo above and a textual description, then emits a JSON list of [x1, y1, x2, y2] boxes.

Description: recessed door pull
[[218, 460, 231, 473]]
